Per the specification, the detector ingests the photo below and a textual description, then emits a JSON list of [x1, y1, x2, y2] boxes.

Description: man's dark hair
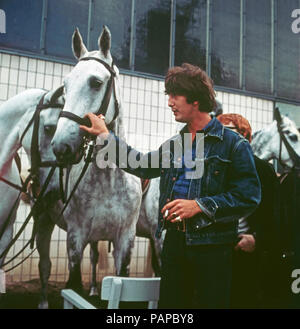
[[165, 63, 216, 113]]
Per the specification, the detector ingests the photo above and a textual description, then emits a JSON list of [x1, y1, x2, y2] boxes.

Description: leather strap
[[59, 56, 119, 127]]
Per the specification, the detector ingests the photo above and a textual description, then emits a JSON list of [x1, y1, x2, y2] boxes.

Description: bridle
[[274, 107, 300, 171], [0, 58, 120, 270], [59, 56, 119, 127], [0, 90, 64, 270]]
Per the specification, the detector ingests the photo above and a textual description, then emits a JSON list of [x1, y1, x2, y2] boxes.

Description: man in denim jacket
[[80, 63, 261, 308]]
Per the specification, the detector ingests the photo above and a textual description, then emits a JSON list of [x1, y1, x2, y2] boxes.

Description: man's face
[[168, 94, 199, 123]]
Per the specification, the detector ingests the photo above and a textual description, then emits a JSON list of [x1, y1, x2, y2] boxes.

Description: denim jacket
[[103, 117, 261, 245]]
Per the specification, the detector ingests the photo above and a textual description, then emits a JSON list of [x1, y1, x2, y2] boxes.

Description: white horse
[[0, 88, 62, 270], [251, 114, 300, 169], [50, 26, 143, 294]]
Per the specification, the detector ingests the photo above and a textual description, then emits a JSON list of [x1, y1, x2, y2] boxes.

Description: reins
[[1, 57, 120, 272], [0, 91, 64, 270]]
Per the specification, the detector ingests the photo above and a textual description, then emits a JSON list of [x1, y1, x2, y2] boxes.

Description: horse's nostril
[[53, 143, 72, 161]]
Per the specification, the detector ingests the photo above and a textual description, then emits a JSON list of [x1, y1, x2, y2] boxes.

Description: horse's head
[[38, 106, 61, 203], [251, 115, 300, 169], [51, 26, 120, 165], [21, 88, 64, 205]]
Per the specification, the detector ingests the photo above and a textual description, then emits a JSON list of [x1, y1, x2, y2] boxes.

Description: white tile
[[151, 93, 158, 107], [130, 88, 138, 104], [151, 106, 158, 121], [0, 67, 9, 84], [27, 72, 36, 88], [123, 74, 131, 87], [0, 84, 8, 100], [137, 89, 144, 104], [123, 87, 130, 102], [53, 76, 62, 88], [145, 91, 151, 104], [44, 75, 53, 90], [8, 85, 17, 98], [18, 70, 27, 87], [10, 55, 19, 69], [151, 80, 159, 92], [136, 106, 144, 120], [129, 103, 137, 118], [28, 58, 37, 72], [62, 64, 71, 76], [131, 76, 138, 89], [19, 57, 28, 70], [45, 61, 54, 75], [1, 54, 10, 67], [53, 63, 62, 76], [138, 77, 145, 90], [37, 60, 45, 73], [145, 79, 152, 90], [143, 120, 151, 135], [229, 94, 235, 105], [35, 73, 44, 88], [144, 105, 151, 121]]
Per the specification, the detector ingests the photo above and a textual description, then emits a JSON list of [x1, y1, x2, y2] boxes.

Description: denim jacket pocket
[[205, 155, 232, 195]]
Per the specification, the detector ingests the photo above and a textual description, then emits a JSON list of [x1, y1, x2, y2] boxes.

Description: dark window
[[135, 0, 171, 75], [0, 0, 42, 52], [90, 0, 131, 69], [175, 0, 207, 70], [45, 0, 89, 59], [211, 0, 240, 89], [245, 0, 271, 94], [277, 0, 300, 102]]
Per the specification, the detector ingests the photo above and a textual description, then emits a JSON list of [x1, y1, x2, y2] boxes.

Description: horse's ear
[[49, 85, 64, 104], [98, 25, 111, 58], [72, 27, 88, 60], [274, 107, 282, 124]]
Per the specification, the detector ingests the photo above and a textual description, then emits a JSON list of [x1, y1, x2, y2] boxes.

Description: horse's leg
[[35, 213, 55, 309], [89, 241, 99, 296], [113, 229, 136, 277], [66, 230, 85, 294]]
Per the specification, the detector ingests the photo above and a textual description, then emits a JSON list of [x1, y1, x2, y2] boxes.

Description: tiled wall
[[0, 52, 274, 283]]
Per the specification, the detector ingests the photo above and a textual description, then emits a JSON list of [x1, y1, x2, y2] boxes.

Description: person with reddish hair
[[217, 113, 280, 308]]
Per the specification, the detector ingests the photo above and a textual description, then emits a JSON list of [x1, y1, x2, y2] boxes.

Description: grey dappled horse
[[50, 26, 145, 296]]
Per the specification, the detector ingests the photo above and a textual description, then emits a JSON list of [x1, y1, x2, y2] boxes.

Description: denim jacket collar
[[179, 117, 224, 141]]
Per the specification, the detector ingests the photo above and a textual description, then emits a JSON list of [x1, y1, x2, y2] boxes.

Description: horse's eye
[[289, 133, 298, 142], [90, 78, 102, 90], [44, 125, 56, 136]]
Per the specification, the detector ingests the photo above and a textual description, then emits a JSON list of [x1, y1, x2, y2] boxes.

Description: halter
[[59, 56, 119, 127], [0, 90, 65, 269], [274, 107, 300, 171]]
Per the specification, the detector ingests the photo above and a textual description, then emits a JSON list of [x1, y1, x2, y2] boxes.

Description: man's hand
[[161, 199, 202, 222], [235, 234, 256, 253], [79, 113, 109, 136]]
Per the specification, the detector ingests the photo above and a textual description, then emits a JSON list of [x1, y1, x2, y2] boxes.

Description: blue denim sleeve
[[96, 132, 161, 179], [195, 139, 261, 224]]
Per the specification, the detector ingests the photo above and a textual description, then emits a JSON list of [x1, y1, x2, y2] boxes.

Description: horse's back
[[0, 88, 45, 117]]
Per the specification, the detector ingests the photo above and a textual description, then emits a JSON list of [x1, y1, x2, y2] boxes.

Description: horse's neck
[[109, 102, 127, 141], [0, 89, 44, 176]]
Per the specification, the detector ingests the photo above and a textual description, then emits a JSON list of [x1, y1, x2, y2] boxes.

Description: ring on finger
[[173, 215, 182, 222]]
